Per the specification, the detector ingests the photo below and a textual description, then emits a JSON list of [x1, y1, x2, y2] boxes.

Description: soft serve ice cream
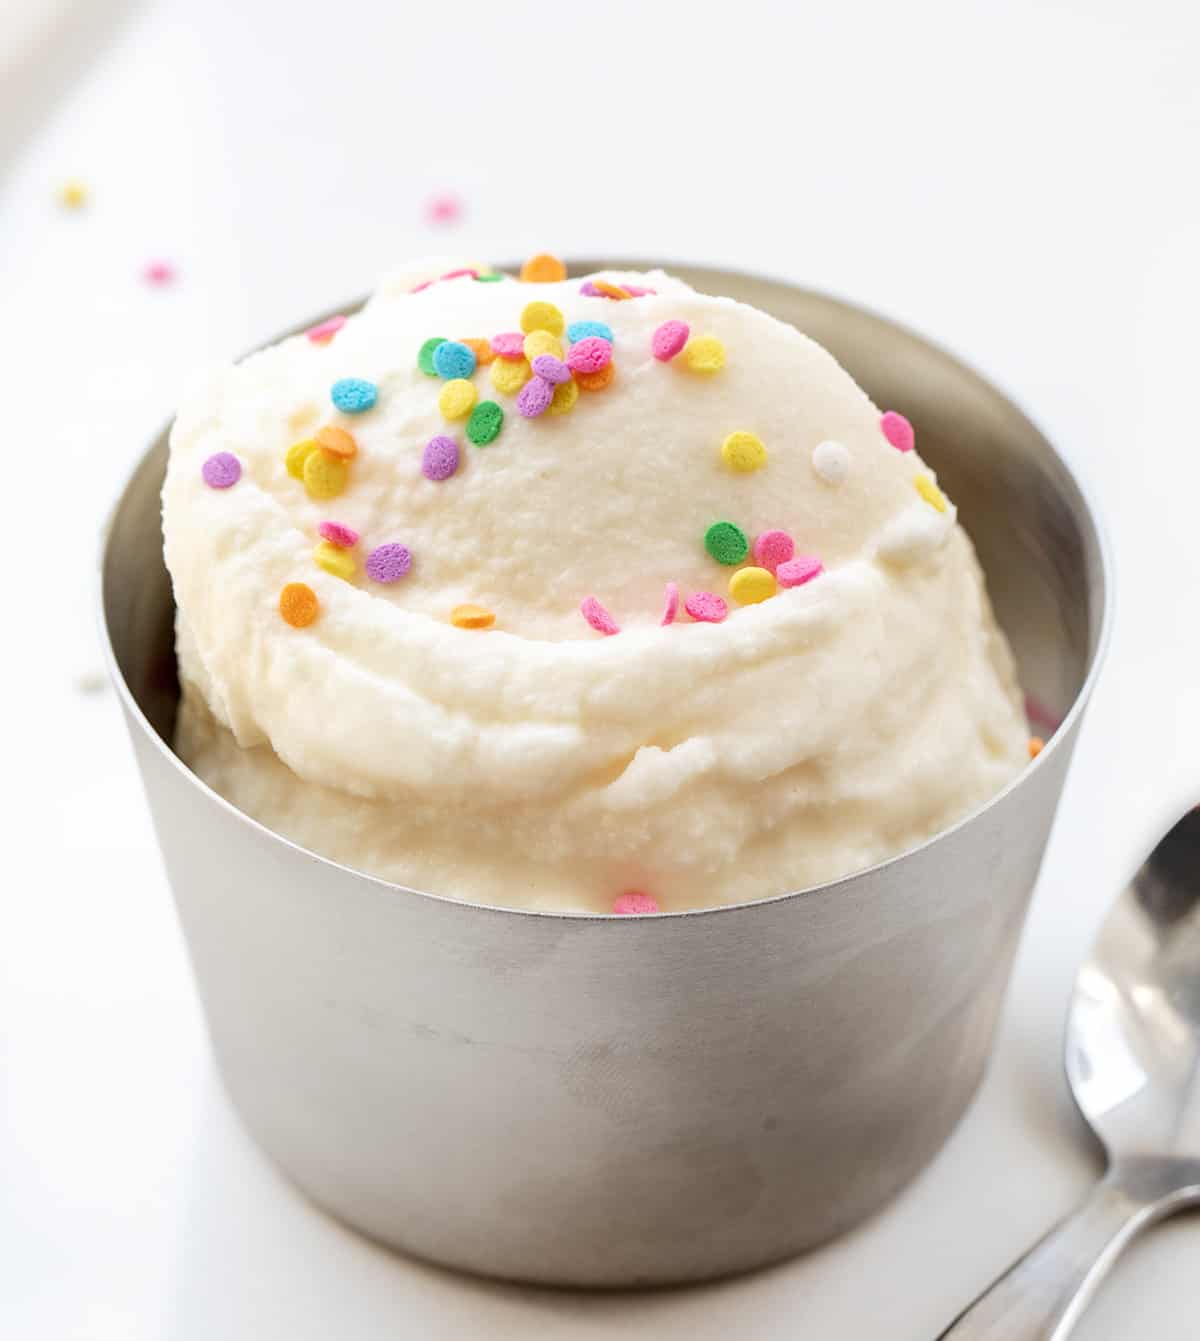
[[164, 256, 1029, 913]]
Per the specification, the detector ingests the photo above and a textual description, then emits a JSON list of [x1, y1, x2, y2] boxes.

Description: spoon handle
[[936, 1172, 1161, 1340]]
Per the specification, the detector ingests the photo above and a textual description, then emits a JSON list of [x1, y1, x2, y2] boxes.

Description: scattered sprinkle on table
[[574, 363, 615, 391], [58, 179, 88, 209], [306, 315, 347, 345], [523, 330, 562, 362], [491, 357, 531, 394], [432, 340, 477, 380], [547, 379, 579, 415], [491, 332, 526, 360], [685, 592, 728, 623], [286, 439, 319, 479], [531, 354, 571, 384], [881, 411, 914, 452], [683, 335, 725, 374], [721, 431, 766, 473], [280, 582, 319, 628], [330, 378, 377, 414], [567, 320, 613, 345], [315, 425, 357, 459], [467, 400, 504, 445], [318, 521, 359, 547], [425, 192, 462, 226], [439, 379, 478, 419], [517, 376, 554, 418], [704, 521, 749, 565], [613, 891, 659, 915], [520, 301, 565, 337], [303, 451, 348, 500], [661, 582, 679, 626], [422, 434, 460, 480], [651, 320, 690, 362], [143, 260, 176, 286], [418, 337, 447, 376], [365, 542, 412, 583], [201, 452, 241, 489], [566, 336, 612, 374], [1029, 736, 1045, 759], [777, 555, 824, 588], [313, 540, 356, 581], [520, 253, 567, 283], [915, 474, 948, 512], [451, 604, 496, 629], [729, 566, 776, 605], [752, 530, 794, 572], [812, 440, 850, 484], [581, 596, 619, 635]]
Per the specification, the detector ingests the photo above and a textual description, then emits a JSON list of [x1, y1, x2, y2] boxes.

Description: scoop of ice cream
[[165, 258, 1028, 912]]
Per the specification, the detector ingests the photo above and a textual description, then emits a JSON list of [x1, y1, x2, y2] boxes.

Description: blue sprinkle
[[567, 320, 614, 346], [330, 377, 378, 414], [432, 339, 477, 380]]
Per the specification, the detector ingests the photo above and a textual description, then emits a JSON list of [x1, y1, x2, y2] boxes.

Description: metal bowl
[[100, 263, 1109, 1286]]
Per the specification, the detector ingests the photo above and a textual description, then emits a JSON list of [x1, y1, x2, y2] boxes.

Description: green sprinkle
[[704, 521, 749, 565], [467, 400, 504, 446], [418, 337, 447, 376], [473, 272, 506, 283]]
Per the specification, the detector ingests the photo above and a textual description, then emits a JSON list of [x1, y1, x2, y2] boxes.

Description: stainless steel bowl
[[100, 263, 1110, 1287]]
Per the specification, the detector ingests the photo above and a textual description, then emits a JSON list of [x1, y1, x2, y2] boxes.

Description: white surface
[[3, 0, 1199, 1335]]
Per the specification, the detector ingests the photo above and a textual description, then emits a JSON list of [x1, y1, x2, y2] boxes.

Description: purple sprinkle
[[516, 376, 554, 418], [422, 434, 460, 481], [579, 281, 601, 296], [201, 452, 241, 489], [365, 542, 412, 584], [531, 354, 571, 384]]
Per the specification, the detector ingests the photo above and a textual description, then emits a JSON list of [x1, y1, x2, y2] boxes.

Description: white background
[[3, 0, 1200, 1335]]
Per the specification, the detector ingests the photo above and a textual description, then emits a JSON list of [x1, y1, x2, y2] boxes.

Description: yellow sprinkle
[[915, 473, 948, 513], [684, 335, 726, 374], [520, 300, 565, 337], [313, 540, 357, 581], [303, 449, 349, 499], [547, 377, 579, 415], [721, 431, 767, 472], [451, 603, 496, 629], [729, 566, 777, 605], [523, 329, 563, 362], [286, 438, 320, 480], [490, 357, 531, 395], [439, 378, 478, 419], [58, 179, 87, 209]]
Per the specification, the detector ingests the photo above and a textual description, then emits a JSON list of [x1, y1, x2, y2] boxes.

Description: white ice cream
[[165, 259, 1028, 912]]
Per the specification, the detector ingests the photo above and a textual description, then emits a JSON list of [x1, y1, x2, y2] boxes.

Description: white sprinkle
[[812, 440, 851, 485]]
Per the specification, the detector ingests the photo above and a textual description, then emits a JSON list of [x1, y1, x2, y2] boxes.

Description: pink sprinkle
[[411, 280, 434, 293], [622, 285, 656, 297], [531, 354, 571, 384], [660, 581, 679, 626], [651, 320, 690, 361], [566, 336, 612, 374], [517, 376, 554, 418], [318, 521, 360, 548], [776, 556, 824, 588], [440, 267, 478, 281], [581, 596, 620, 636], [685, 592, 728, 624], [306, 314, 347, 344], [753, 529, 795, 573], [491, 331, 526, 360], [613, 891, 660, 915], [425, 193, 463, 226], [881, 410, 915, 453], [143, 259, 176, 286]]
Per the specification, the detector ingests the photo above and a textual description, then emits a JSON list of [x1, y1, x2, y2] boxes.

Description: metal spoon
[[939, 807, 1200, 1339]]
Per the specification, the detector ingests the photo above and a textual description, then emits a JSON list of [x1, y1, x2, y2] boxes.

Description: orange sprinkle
[[315, 425, 357, 459], [279, 582, 319, 628], [451, 603, 496, 629], [592, 280, 631, 301], [575, 362, 615, 391], [460, 337, 495, 366], [1029, 736, 1045, 759], [520, 253, 568, 283]]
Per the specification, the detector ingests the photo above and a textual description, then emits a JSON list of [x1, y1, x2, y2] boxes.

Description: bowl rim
[[97, 259, 1114, 924]]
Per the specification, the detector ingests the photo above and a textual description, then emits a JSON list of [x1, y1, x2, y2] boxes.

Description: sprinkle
[[467, 400, 504, 445], [685, 592, 728, 623], [523, 330, 563, 363], [661, 582, 679, 626], [318, 521, 360, 547], [729, 566, 776, 605], [286, 439, 319, 479], [753, 530, 794, 572], [418, 337, 447, 376], [330, 378, 377, 414], [651, 320, 690, 361], [915, 473, 948, 513], [579, 281, 602, 296], [812, 440, 850, 485], [547, 378, 579, 415], [683, 335, 725, 374], [58, 179, 87, 209], [425, 192, 462, 225], [313, 540, 356, 581], [315, 425, 357, 459], [517, 376, 555, 418], [306, 315, 346, 345], [474, 272, 505, 283], [411, 281, 433, 294], [613, 891, 659, 915], [422, 434, 460, 480], [567, 320, 614, 345], [460, 337, 495, 366], [438, 379, 478, 420], [303, 450, 349, 500], [776, 556, 824, 588], [881, 411, 915, 453], [531, 354, 571, 384], [720, 431, 767, 473], [1029, 736, 1045, 759], [440, 267, 478, 281], [432, 339, 477, 380], [143, 260, 176, 286], [490, 331, 526, 360], [365, 542, 412, 583], [581, 596, 619, 635], [574, 363, 615, 391], [592, 280, 631, 300], [451, 604, 496, 629], [519, 253, 567, 283], [623, 285, 656, 297], [704, 521, 749, 565], [490, 357, 531, 394], [520, 301, 565, 337], [566, 336, 612, 374], [201, 452, 241, 489], [279, 583, 319, 628]]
